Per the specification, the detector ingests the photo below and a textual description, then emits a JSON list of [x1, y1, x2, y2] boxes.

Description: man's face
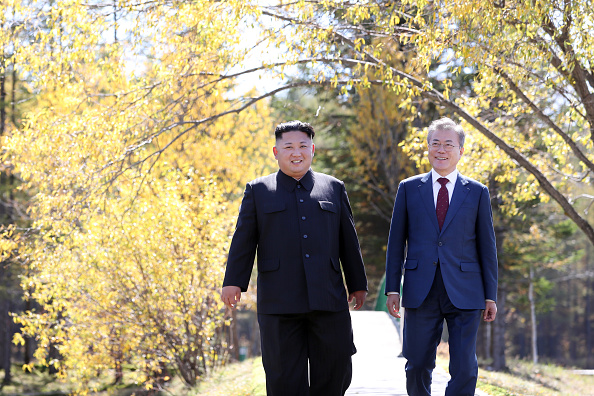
[[428, 129, 464, 176], [273, 131, 315, 179]]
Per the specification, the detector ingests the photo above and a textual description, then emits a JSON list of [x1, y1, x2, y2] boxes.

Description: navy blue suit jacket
[[385, 172, 497, 310], [223, 169, 368, 314]]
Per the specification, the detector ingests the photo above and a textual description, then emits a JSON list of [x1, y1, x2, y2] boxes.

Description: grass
[[1, 365, 70, 396], [4, 352, 594, 395], [0, 358, 267, 396], [477, 360, 594, 396], [193, 357, 266, 396], [436, 343, 594, 396]]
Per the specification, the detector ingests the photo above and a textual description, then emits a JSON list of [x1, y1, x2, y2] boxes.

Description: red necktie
[[436, 177, 449, 230]]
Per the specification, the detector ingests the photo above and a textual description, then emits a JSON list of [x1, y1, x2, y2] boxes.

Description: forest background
[[0, 0, 594, 394]]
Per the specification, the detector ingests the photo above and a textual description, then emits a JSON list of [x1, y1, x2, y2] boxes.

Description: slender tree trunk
[[484, 322, 492, 362], [114, 351, 123, 384], [569, 268, 577, 362], [529, 266, 538, 364], [251, 311, 261, 357], [492, 285, 507, 370], [0, 59, 6, 136], [113, 0, 118, 43], [10, 65, 16, 127], [48, 342, 59, 375], [1, 300, 12, 385], [490, 177, 507, 371], [586, 245, 593, 367], [23, 298, 31, 366], [231, 309, 239, 361]]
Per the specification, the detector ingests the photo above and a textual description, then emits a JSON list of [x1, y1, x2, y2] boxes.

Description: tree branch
[[496, 68, 594, 174], [542, 17, 594, 140]]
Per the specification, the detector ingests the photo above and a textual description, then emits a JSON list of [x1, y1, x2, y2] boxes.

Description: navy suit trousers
[[403, 265, 482, 396]]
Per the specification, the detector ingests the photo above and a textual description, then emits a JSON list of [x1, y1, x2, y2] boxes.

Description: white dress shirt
[[431, 168, 458, 207]]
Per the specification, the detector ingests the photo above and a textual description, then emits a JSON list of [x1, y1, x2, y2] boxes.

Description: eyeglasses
[[428, 142, 460, 152]]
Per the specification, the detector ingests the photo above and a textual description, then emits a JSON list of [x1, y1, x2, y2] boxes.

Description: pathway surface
[[347, 310, 489, 396]]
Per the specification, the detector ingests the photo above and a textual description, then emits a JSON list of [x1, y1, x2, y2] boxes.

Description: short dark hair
[[274, 120, 315, 140], [427, 117, 466, 148]]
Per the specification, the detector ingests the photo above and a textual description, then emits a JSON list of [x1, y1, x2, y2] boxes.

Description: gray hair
[[427, 117, 466, 148]]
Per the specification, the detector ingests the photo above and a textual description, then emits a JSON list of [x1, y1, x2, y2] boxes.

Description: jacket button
[[433, 261, 438, 266], [438, 241, 443, 246], [299, 199, 304, 203], [305, 254, 310, 258], [303, 235, 308, 239], [302, 216, 306, 220]]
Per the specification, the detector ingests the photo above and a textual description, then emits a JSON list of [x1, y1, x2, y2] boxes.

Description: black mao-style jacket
[[223, 169, 368, 314]]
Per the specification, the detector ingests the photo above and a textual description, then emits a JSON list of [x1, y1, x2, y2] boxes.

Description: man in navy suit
[[222, 120, 368, 396], [385, 117, 498, 396]]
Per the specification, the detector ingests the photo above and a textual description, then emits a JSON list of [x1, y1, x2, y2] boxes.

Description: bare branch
[[542, 18, 594, 138], [570, 194, 594, 215], [496, 68, 594, 174]]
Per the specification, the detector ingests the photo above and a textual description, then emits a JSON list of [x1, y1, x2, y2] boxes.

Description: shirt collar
[[431, 168, 458, 186], [277, 169, 314, 191]]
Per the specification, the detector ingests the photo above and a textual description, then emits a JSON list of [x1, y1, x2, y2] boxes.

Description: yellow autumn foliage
[[3, 0, 274, 391], [4, 0, 594, 390]]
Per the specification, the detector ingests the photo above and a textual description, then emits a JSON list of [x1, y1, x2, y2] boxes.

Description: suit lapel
[[418, 173, 440, 233], [440, 174, 471, 234]]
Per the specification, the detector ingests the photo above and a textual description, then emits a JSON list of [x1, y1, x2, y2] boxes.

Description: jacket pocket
[[258, 258, 280, 273], [460, 262, 481, 272], [263, 202, 286, 213], [319, 200, 337, 213], [330, 257, 340, 272], [404, 259, 418, 270]]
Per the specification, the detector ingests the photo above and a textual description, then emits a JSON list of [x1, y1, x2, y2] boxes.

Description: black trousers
[[258, 309, 355, 396]]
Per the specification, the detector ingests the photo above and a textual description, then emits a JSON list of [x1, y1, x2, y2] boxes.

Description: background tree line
[[1, 0, 593, 392]]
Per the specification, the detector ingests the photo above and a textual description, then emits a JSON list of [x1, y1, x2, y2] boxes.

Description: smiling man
[[385, 117, 498, 396], [222, 120, 368, 396]]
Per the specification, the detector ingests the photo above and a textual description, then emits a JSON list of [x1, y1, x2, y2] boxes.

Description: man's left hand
[[348, 290, 367, 310], [483, 301, 497, 322]]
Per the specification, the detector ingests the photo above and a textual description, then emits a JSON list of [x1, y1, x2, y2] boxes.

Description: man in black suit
[[222, 120, 368, 396]]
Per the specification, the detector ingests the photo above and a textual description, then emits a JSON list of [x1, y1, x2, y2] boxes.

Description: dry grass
[[193, 357, 266, 396], [0, 358, 267, 396], [436, 343, 594, 396], [6, 350, 593, 396]]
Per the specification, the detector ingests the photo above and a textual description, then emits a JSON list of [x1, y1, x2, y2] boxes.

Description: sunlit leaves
[[4, 0, 275, 390]]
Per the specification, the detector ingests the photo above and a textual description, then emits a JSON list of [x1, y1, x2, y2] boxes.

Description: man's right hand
[[386, 294, 401, 318], [221, 286, 242, 310]]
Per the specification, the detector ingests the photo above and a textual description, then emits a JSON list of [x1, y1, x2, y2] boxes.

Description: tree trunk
[[231, 309, 239, 361], [569, 268, 577, 362], [114, 352, 123, 384], [23, 298, 31, 366], [48, 342, 59, 375], [529, 266, 538, 364], [0, 60, 6, 136], [586, 245, 593, 367], [1, 300, 12, 385], [484, 322, 492, 362], [492, 285, 507, 371], [10, 65, 16, 128], [113, 0, 118, 43], [490, 177, 507, 371]]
